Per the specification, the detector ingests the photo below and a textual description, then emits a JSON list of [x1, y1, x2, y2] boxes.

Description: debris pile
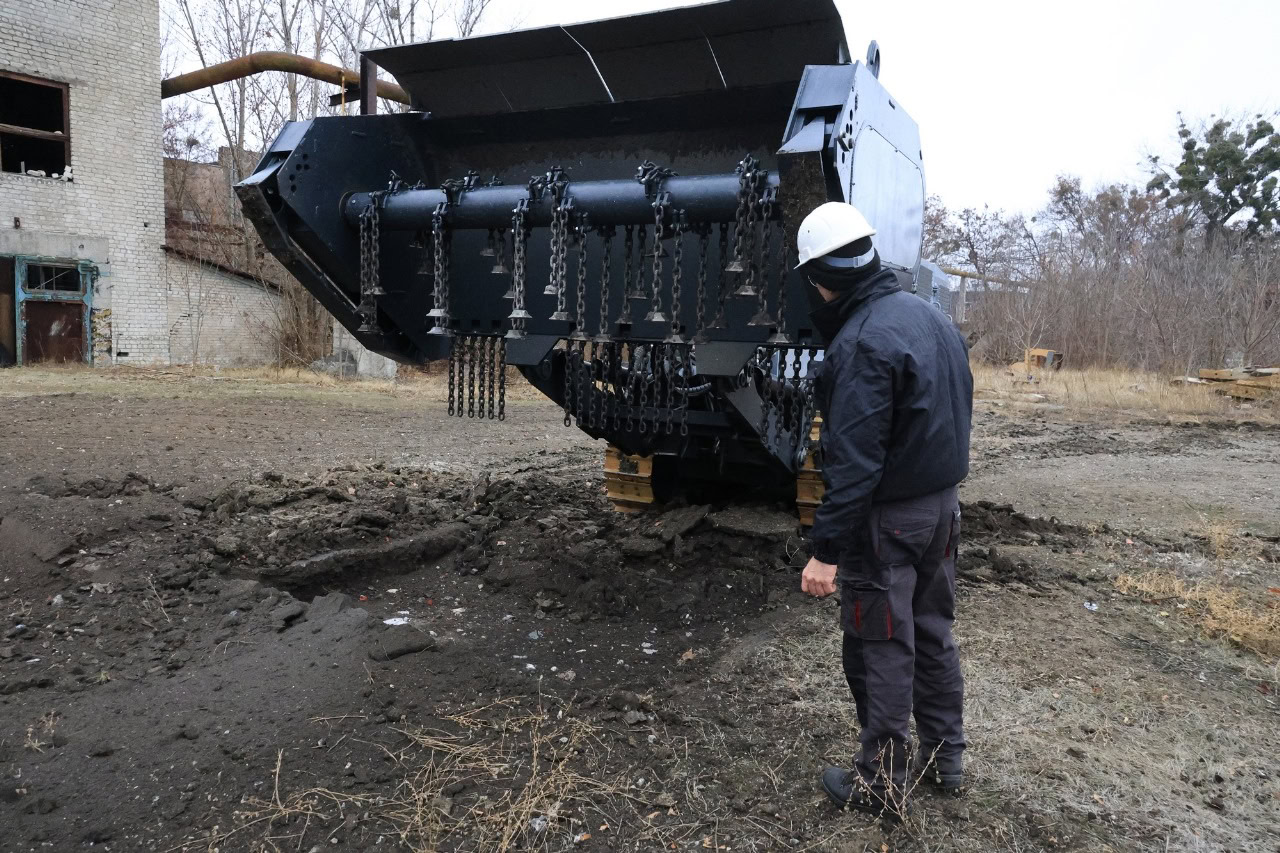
[[1172, 367, 1278, 401]]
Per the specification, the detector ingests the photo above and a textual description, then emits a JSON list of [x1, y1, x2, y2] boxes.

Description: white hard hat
[[794, 202, 877, 269]]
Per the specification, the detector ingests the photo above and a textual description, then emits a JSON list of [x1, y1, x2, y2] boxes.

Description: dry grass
[[971, 364, 1270, 419], [0, 362, 544, 403], [203, 698, 687, 853], [1116, 571, 1280, 658]]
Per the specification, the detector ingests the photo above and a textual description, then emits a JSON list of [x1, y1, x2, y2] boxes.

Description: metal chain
[[667, 214, 686, 343], [769, 225, 793, 344], [726, 165, 751, 274], [547, 198, 565, 299], [497, 339, 507, 421], [573, 342, 585, 427], [751, 188, 777, 326], [663, 344, 675, 434], [735, 166, 764, 297], [693, 225, 710, 341], [679, 345, 693, 437], [454, 334, 466, 418], [487, 335, 497, 419], [565, 340, 576, 427], [597, 227, 614, 340], [644, 196, 669, 323], [446, 334, 457, 417], [616, 225, 634, 325], [507, 201, 531, 338], [710, 222, 730, 329], [790, 346, 806, 440], [467, 336, 476, 418], [587, 341, 598, 430], [635, 344, 649, 435], [571, 216, 589, 339], [650, 346, 663, 434], [428, 205, 449, 333], [476, 338, 483, 420]]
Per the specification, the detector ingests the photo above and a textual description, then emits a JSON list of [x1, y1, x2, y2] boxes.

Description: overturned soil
[[1, 374, 1277, 852]]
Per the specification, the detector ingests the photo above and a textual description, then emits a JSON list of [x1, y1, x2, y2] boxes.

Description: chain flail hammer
[[426, 200, 451, 335], [569, 213, 591, 341], [615, 225, 635, 325], [749, 186, 779, 327], [767, 222, 793, 345], [595, 226, 615, 342], [733, 161, 767, 298], [643, 192, 672, 324], [506, 197, 533, 339], [665, 210, 688, 343]]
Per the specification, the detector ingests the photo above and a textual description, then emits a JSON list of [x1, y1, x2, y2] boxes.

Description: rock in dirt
[[367, 631, 437, 661], [0, 676, 53, 695], [308, 592, 354, 620], [268, 523, 470, 584], [270, 600, 307, 631], [650, 505, 710, 542], [707, 507, 796, 539], [620, 536, 665, 558], [213, 534, 241, 558], [623, 710, 649, 726]]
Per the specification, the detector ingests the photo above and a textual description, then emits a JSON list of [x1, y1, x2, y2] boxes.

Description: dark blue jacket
[[809, 269, 973, 565]]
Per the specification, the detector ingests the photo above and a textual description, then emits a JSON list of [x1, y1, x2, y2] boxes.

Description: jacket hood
[[809, 268, 903, 344]]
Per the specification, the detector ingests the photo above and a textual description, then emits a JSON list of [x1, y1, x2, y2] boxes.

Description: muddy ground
[[1, 371, 1277, 853]]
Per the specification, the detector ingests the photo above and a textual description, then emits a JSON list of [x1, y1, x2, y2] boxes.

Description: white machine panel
[[830, 63, 925, 275]]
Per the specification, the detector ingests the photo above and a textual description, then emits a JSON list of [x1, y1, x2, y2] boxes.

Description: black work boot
[[820, 767, 910, 822], [917, 745, 965, 793]]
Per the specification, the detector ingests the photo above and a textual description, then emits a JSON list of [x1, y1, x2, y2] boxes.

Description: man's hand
[[801, 557, 838, 598]]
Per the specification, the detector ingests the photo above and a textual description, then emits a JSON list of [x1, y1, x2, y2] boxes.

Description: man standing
[[795, 202, 973, 818]]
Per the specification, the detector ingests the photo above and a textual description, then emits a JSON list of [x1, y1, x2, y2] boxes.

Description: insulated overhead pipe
[[160, 52, 410, 106]]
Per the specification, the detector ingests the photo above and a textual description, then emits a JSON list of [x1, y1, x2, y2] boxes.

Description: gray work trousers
[[839, 486, 966, 786]]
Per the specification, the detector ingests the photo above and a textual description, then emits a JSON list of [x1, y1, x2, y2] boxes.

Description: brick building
[[0, 0, 395, 372], [0, 0, 167, 365]]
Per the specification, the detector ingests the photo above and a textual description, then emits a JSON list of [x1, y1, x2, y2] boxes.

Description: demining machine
[[235, 0, 927, 521]]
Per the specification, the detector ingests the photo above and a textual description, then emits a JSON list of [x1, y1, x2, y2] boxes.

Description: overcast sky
[[474, 0, 1280, 216]]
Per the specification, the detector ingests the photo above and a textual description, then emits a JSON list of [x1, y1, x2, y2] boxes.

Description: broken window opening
[[25, 264, 82, 293], [0, 71, 70, 178]]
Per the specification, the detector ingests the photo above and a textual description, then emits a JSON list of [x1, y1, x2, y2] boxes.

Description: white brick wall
[[166, 255, 283, 366], [0, 0, 167, 364]]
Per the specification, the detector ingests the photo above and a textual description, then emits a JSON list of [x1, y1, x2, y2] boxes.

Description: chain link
[[596, 227, 614, 340], [679, 345, 692, 437], [692, 225, 710, 341], [571, 216, 589, 339], [467, 336, 476, 418], [477, 335, 487, 418], [667, 214, 687, 343], [769, 224, 793, 344], [446, 334, 457, 417], [616, 225, 634, 325], [454, 334, 466, 419], [644, 197, 669, 323], [750, 188, 777, 326], [735, 165, 764, 298], [663, 344, 675, 434], [497, 338, 507, 420], [587, 341, 598, 430], [507, 201, 531, 338], [710, 222, 730, 329], [428, 205, 450, 334], [487, 336, 497, 419]]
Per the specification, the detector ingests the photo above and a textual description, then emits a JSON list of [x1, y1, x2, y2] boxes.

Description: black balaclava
[[801, 236, 881, 292]]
